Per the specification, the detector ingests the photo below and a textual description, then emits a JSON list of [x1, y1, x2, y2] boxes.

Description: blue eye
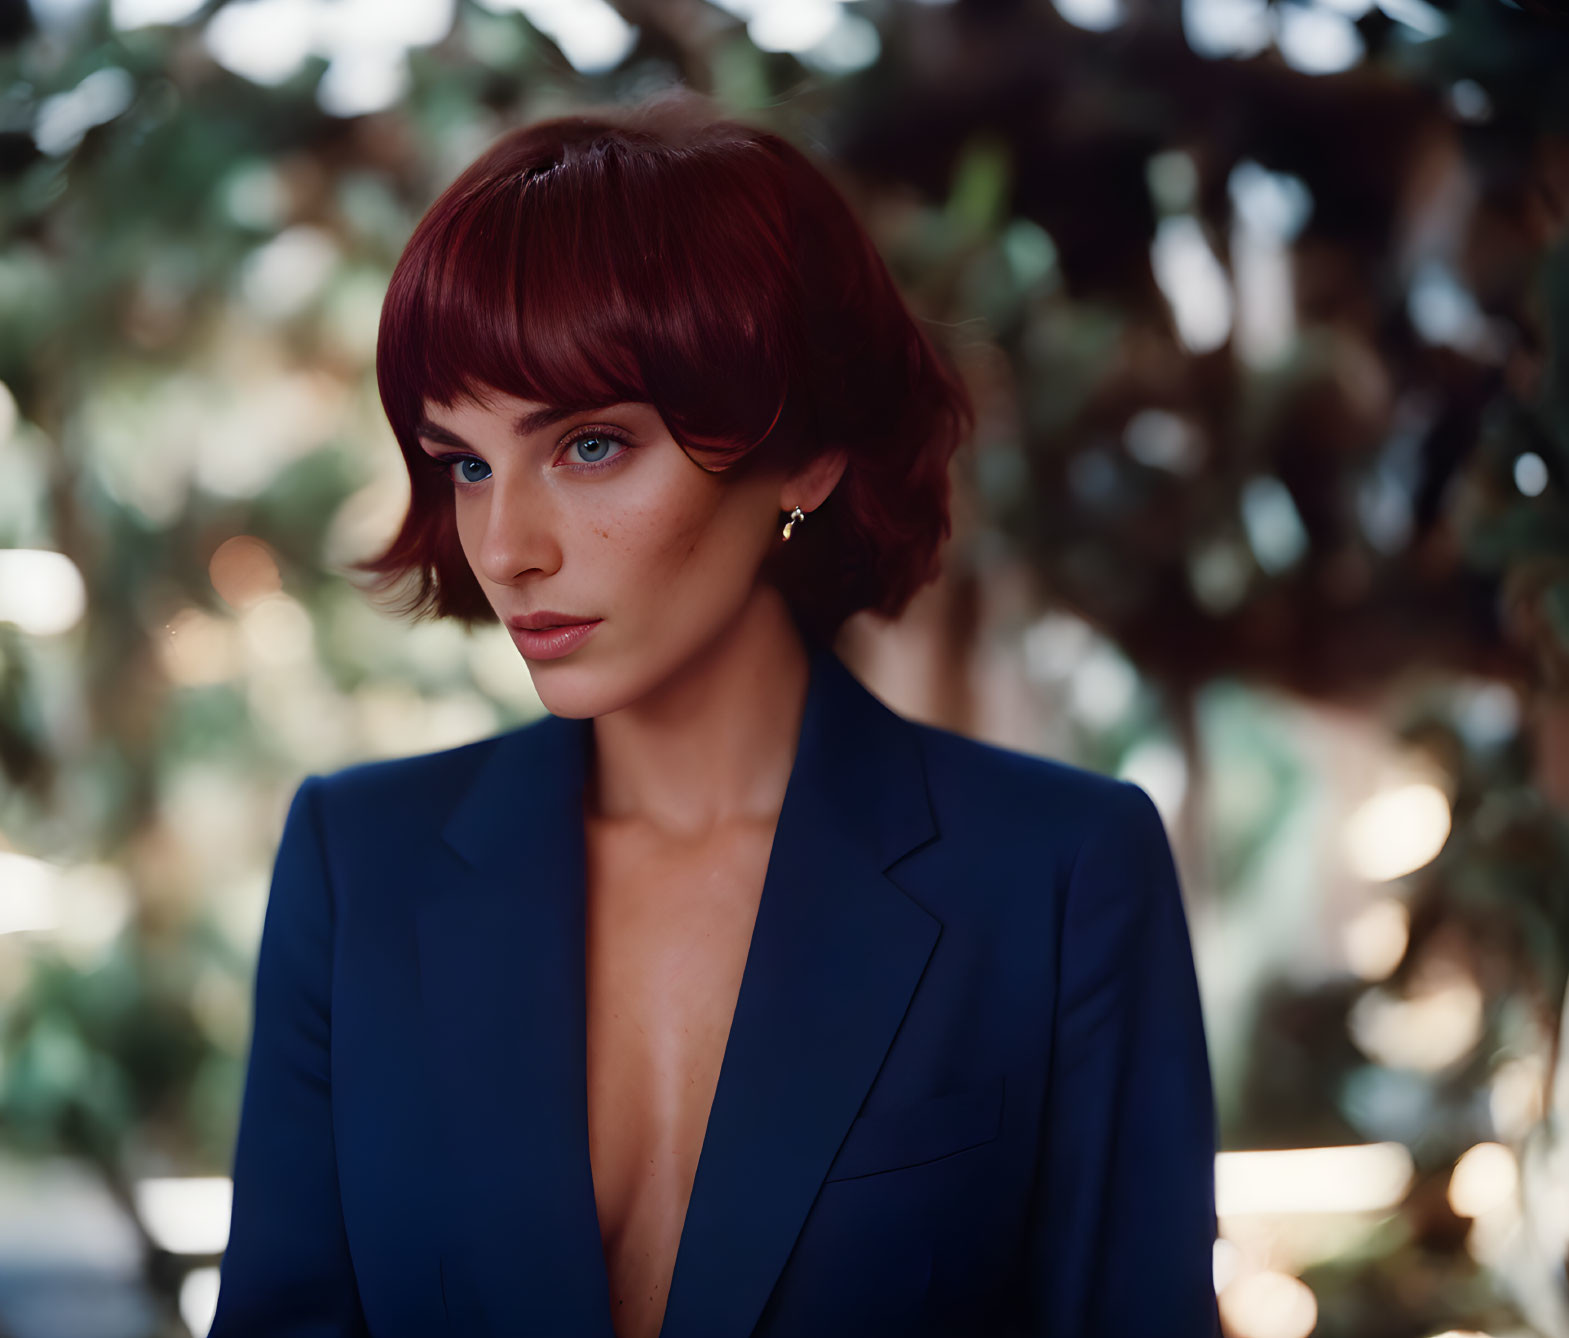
[[425, 426, 630, 489], [564, 430, 629, 469]]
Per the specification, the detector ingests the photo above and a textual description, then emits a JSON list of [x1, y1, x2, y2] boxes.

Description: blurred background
[[1, 0, 1568, 1334]]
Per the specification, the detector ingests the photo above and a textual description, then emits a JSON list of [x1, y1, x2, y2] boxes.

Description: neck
[[585, 586, 819, 840]]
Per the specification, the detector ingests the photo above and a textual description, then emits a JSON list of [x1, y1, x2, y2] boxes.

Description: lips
[[505, 618, 603, 660], [505, 611, 596, 632]]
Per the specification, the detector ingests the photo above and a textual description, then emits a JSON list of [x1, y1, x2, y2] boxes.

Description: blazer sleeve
[[208, 774, 370, 1338], [1016, 779, 1221, 1336]]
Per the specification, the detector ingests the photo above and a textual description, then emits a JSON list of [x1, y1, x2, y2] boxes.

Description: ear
[[780, 446, 849, 515]]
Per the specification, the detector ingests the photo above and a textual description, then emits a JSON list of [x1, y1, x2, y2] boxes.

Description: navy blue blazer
[[208, 641, 1220, 1338]]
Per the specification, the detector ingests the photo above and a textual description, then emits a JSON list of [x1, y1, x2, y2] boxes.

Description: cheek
[[600, 488, 760, 596], [614, 504, 710, 582], [452, 501, 477, 549], [451, 500, 490, 576]]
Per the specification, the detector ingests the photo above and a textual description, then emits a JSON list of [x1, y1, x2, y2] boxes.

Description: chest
[[581, 816, 776, 1338]]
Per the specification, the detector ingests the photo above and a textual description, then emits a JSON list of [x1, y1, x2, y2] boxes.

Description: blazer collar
[[417, 641, 941, 1338]]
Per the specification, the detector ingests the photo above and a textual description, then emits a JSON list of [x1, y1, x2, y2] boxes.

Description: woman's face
[[415, 389, 794, 717]]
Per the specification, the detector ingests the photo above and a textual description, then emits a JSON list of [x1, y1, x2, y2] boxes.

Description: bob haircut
[[354, 90, 974, 650]]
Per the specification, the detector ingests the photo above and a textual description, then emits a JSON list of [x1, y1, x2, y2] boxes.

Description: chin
[[526, 678, 598, 721], [522, 661, 615, 721]]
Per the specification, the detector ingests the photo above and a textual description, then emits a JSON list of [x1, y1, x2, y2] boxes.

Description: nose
[[469, 474, 561, 587]]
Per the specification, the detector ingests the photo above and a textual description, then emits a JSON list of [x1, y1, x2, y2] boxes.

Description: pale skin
[[415, 388, 847, 1338]]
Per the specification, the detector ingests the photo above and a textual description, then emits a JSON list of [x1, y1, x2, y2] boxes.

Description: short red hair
[[353, 90, 974, 649]]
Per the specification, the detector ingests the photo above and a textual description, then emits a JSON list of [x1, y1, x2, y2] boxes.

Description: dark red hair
[[352, 89, 974, 649]]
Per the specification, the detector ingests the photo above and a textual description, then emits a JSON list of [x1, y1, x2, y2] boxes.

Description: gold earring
[[781, 505, 806, 540]]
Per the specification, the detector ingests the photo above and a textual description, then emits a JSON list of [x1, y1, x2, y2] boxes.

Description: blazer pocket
[[823, 1076, 1005, 1183]]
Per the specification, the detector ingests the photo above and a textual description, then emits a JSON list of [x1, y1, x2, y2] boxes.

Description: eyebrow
[[414, 403, 618, 450]]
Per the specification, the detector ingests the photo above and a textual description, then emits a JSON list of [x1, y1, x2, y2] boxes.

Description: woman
[[207, 92, 1219, 1338]]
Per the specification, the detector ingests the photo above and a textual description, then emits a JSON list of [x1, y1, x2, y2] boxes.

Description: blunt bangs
[[378, 133, 804, 473]]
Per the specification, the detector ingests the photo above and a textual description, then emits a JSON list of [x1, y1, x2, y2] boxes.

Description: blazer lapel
[[415, 642, 942, 1338], [415, 687, 613, 1336]]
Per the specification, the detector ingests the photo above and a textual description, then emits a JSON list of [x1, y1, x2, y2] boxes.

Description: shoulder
[[876, 711, 1176, 944], [295, 713, 551, 831], [895, 718, 1186, 950], [901, 713, 1155, 852]]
